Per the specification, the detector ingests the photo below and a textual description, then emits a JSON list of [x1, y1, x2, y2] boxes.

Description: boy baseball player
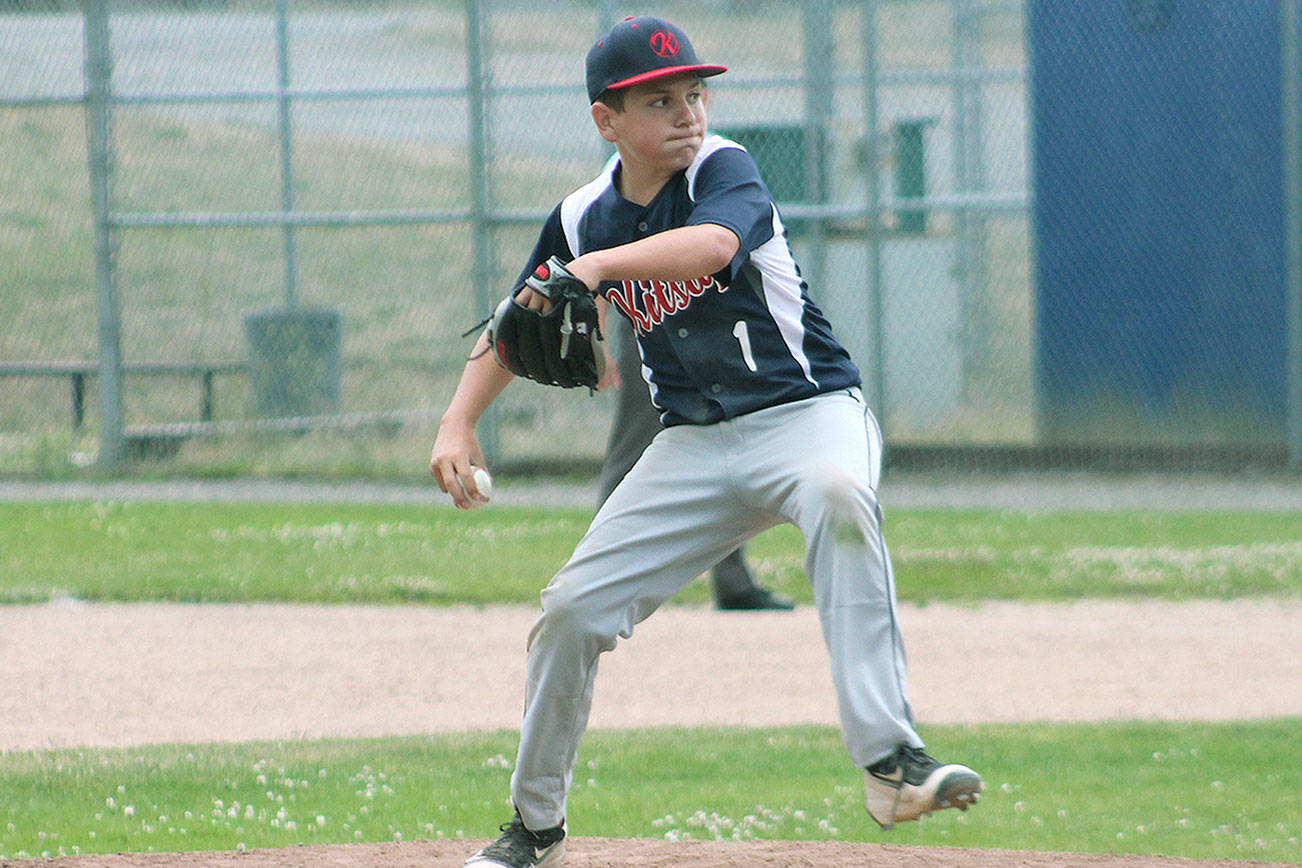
[[429, 16, 983, 867]]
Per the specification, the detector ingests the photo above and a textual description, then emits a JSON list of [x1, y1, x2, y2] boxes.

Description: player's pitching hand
[[429, 425, 492, 510]]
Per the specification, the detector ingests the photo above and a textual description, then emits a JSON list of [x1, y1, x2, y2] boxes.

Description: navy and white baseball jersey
[[516, 134, 860, 426]]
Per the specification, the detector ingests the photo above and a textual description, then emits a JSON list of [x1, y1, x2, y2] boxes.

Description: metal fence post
[[275, 0, 299, 309], [84, 0, 125, 466], [467, 0, 498, 460], [862, 0, 888, 427], [1284, 0, 1302, 469], [953, 0, 989, 398], [801, 0, 833, 296]]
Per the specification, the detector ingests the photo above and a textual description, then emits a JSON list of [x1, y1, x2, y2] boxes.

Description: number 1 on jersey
[[732, 320, 758, 372]]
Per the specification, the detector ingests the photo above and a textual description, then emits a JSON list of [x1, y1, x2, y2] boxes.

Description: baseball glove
[[486, 256, 605, 390]]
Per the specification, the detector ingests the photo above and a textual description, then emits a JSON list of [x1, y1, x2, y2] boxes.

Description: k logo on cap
[[649, 29, 680, 58]]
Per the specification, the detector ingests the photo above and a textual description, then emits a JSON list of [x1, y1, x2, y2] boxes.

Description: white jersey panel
[[560, 154, 619, 257], [635, 340, 660, 409], [750, 207, 819, 386], [686, 135, 745, 197]]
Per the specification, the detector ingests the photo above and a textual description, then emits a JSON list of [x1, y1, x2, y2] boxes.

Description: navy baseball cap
[[586, 16, 727, 104]]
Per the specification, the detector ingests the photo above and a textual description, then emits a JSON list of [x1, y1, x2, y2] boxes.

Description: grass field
[[2, 500, 1300, 606], [1, 721, 1299, 863]]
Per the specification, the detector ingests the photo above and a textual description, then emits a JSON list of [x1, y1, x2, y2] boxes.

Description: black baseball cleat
[[464, 811, 566, 867], [864, 744, 984, 830], [716, 586, 796, 611]]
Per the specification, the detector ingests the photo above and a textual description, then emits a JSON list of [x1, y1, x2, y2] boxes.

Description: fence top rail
[[111, 208, 472, 229], [108, 193, 1030, 233], [0, 360, 247, 376]]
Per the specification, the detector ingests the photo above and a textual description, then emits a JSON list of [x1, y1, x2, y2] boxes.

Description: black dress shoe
[[716, 586, 796, 611]]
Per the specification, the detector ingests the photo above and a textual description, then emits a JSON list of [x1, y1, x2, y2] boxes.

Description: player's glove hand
[[485, 256, 605, 390]]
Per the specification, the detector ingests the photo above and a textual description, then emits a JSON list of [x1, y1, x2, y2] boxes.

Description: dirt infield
[[17, 838, 1298, 868], [5, 600, 1302, 750]]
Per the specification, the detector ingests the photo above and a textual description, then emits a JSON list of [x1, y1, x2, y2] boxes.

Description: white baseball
[[472, 467, 494, 501]]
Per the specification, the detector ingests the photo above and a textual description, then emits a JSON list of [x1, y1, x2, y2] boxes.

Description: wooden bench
[[121, 410, 409, 459], [1, 360, 411, 460], [0, 360, 247, 429]]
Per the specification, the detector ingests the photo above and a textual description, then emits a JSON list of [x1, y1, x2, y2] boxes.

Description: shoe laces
[[481, 815, 562, 861], [898, 745, 931, 763], [895, 745, 947, 785], [870, 744, 940, 778]]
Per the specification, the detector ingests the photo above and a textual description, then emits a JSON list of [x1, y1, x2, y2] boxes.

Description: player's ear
[[591, 101, 619, 144]]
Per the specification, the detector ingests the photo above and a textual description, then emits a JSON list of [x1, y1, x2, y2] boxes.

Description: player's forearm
[[569, 223, 738, 287], [439, 333, 514, 429]]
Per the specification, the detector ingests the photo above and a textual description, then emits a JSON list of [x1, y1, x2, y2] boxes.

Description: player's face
[[602, 75, 709, 177]]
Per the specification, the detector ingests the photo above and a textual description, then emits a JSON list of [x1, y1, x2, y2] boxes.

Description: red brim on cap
[[603, 64, 728, 93]]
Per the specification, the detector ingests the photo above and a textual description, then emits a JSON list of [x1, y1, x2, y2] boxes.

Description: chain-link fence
[[1, 0, 1299, 477]]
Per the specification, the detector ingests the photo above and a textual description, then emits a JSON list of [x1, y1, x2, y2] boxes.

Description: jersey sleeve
[[512, 203, 575, 289], [685, 145, 777, 272]]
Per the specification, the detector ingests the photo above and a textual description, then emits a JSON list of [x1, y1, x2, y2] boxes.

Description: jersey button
[[710, 383, 723, 394], [637, 221, 648, 232], [677, 327, 689, 338]]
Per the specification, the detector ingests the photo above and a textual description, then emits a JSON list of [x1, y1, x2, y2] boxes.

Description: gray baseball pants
[[510, 388, 923, 830], [597, 315, 763, 601]]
